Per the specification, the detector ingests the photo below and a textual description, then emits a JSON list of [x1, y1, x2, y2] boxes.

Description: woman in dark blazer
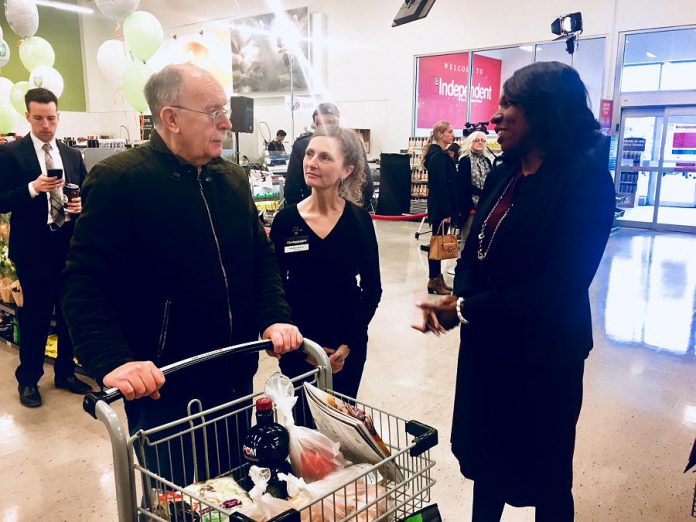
[[423, 120, 457, 295], [456, 131, 493, 239], [415, 62, 616, 521]]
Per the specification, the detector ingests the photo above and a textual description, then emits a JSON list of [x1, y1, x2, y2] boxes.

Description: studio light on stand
[[551, 11, 583, 63], [392, 0, 437, 27]]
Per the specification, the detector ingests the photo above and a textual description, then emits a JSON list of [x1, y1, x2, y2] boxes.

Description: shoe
[[19, 385, 42, 408], [427, 277, 451, 295], [55, 375, 93, 394], [437, 274, 453, 292]]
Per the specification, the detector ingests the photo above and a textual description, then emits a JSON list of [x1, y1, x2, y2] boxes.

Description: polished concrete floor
[[1, 224, 695, 521]]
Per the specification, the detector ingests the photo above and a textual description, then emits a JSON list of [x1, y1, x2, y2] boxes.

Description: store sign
[[665, 123, 696, 160], [469, 55, 502, 123], [416, 52, 470, 130], [599, 99, 613, 132]]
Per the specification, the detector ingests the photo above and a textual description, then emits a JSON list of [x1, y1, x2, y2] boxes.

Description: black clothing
[[0, 134, 87, 386], [456, 153, 492, 225], [285, 133, 374, 210], [269, 202, 381, 397], [427, 218, 449, 279], [451, 152, 615, 506], [267, 139, 286, 152], [423, 143, 457, 223]]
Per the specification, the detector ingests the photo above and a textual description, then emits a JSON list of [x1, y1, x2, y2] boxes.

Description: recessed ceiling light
[[646, 51, 657, 58]]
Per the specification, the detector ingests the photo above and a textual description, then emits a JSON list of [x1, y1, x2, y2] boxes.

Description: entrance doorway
[[616, 106, 696, 232]]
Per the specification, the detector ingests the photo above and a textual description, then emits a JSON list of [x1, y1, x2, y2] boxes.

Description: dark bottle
[[242, 397, 292, 499]]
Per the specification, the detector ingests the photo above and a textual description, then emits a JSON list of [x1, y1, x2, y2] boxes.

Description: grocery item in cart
[[265, 373, 346, 482], [242, 397, 293, 499], [238, 466, 295, 522], [281, 464, 391, 522], [153, 476, 251, 521]]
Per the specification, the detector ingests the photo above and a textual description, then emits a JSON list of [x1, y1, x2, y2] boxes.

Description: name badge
[[284, 235, 309, 253]]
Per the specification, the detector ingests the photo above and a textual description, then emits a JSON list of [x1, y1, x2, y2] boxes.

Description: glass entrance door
[[616, 106, 696, 232]]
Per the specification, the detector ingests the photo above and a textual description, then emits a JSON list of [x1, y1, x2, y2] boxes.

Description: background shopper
[[268, 129, 287, 152], [0, 88, 91, 408], [270, 126, 382, 399], [415, 61, 616, 522], [456, 131, 493, 242], [423, 120, 457, 295]]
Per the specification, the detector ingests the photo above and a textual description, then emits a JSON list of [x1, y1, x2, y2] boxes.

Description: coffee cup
[[64, 183, 80, 209]]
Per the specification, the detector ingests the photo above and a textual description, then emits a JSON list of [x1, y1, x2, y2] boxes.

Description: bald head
[[144, 63, 221, 128]]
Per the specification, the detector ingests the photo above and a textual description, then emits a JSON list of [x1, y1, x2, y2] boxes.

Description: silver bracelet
[[456, 297, 469, 325]]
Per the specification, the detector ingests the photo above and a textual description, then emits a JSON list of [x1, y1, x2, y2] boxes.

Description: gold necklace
[[477, 175, 517, 261]]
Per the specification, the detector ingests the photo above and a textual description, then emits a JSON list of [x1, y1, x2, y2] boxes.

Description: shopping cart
[[83, 339, 439, 521]]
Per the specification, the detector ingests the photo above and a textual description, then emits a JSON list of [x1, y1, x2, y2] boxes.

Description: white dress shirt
[[27, 133, 67, 225]]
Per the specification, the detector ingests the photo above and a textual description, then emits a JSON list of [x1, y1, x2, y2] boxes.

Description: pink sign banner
[[469, 54, 502, 124], [416, 52, 470, 130]]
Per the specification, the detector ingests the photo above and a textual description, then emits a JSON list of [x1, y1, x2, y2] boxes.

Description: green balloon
[[121, 63, 151, 113], [0, 102, 19, 134], [10, 81, 31, 115], [19, 36, 56, 72], [123, 11, 163, 62]]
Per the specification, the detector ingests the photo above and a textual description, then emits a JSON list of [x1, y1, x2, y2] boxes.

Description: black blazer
[[0, 134, 87, 266], [424, 144, 457, 223], [454, 151, 616, 365], [456, 154, 493, 224]]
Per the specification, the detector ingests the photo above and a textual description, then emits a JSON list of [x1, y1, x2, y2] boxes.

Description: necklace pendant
[[477, 251, 485, 260], [478, 231, 485, 240]]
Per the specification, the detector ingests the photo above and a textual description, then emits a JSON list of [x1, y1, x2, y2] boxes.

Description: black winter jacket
[[61, 131, 292, 384], [424, 144, 457, 223]]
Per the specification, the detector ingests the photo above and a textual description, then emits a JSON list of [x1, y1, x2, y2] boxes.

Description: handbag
[[428, 222, 459, 260]]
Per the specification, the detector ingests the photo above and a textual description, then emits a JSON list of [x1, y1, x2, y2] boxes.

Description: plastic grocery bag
[[265, 373, 346, 481], [238, 466, 295, 522], [280, 464, 391, 522]]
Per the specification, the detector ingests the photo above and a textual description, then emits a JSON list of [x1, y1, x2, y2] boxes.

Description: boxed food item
[[154, 476, 251, 522]]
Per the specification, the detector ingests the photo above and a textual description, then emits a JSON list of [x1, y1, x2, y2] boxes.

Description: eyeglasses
[[472, 138, 487, 143], [170, 105, 231, 125]]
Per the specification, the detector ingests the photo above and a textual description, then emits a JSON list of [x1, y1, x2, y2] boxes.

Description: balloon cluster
[[94, 0, 164, 113]]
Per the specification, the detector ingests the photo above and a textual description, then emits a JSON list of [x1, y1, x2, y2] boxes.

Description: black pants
[[428, 218, 449, 278], [472, 479, 575, 522], [15, 228, 75, 387]]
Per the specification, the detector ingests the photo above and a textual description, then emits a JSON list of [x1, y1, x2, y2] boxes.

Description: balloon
[[19, 36, 55, 72], [95, 0, 139, 20], [0, 40, 10, 68], [29, 66, 64, 98], [10, 81, 31, 114], [0, 101, 19, 134], [123, 11, 163, 62], [97, 39, 129, 85], [121, 62, 151, 112], [4, 0, 39, 38], [0, 77, 13, 103]]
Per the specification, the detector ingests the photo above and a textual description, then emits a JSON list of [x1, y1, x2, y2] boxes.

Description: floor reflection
[[602, 229, 696, 356]]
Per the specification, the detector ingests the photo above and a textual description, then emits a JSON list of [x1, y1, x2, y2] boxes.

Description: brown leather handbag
[[428, 222, 459, 260]]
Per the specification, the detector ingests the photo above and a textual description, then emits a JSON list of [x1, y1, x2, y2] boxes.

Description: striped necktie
[[43, 143, 64, 228]]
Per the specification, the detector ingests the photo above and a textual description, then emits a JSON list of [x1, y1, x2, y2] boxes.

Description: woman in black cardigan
[[415, 62, 616, 521], [423, 120, 457, 295], [456, 131, 493, 241]]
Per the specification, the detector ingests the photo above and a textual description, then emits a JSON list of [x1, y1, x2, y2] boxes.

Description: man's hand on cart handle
[[262, 323, 303, 355], [412, 296, 459, 336], [102, 361, 166, 401]]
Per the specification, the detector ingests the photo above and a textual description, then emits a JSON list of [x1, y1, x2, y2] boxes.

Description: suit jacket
[[0, 134, 88, 266]]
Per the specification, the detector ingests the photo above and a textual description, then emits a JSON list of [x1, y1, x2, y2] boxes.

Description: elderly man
[[284, 102, 373, 209], [61, 64, 302, 483]]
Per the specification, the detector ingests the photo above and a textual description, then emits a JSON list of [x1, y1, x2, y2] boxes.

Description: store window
[[621, 27, 696, 92], [413, 52, 470, 136], [535, 37, 606, 117]]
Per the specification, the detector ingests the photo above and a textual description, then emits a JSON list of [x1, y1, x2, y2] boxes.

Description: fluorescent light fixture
[[35, 0, 94, 14], [518, 45, 533, 52], [645, 51, 657, 58]]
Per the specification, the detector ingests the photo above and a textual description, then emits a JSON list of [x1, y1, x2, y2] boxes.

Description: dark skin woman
[[415, 61, 616, 521]]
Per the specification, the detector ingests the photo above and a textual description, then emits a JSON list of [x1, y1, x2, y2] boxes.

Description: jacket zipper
[[197, 167, 234, 343], [157, 299, 171, 360]]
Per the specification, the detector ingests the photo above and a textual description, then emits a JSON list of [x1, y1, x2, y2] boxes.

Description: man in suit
[[0, 88, 92, 407], [284, 103, 374, 210]]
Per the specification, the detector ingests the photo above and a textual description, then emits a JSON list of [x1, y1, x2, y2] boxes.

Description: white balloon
[[96, 39, 129, 85], [4, 0, 39, 38], [95, 0, 139, 20], [29, 66, 64, 98], [0, 77, 13, 102], [0, 40, 10, 68]]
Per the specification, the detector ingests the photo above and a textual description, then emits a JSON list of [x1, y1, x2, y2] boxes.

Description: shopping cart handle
[[406, 420, 439, 457], [83, 339, 276, 418]]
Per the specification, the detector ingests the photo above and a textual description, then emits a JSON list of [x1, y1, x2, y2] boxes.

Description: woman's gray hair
[[144, 64, 189, 127], [312, 126, 366, 206], [466, 130, 487, 147]]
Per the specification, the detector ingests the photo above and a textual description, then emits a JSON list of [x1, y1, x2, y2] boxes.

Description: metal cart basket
[[84, 339, 438, 521]]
